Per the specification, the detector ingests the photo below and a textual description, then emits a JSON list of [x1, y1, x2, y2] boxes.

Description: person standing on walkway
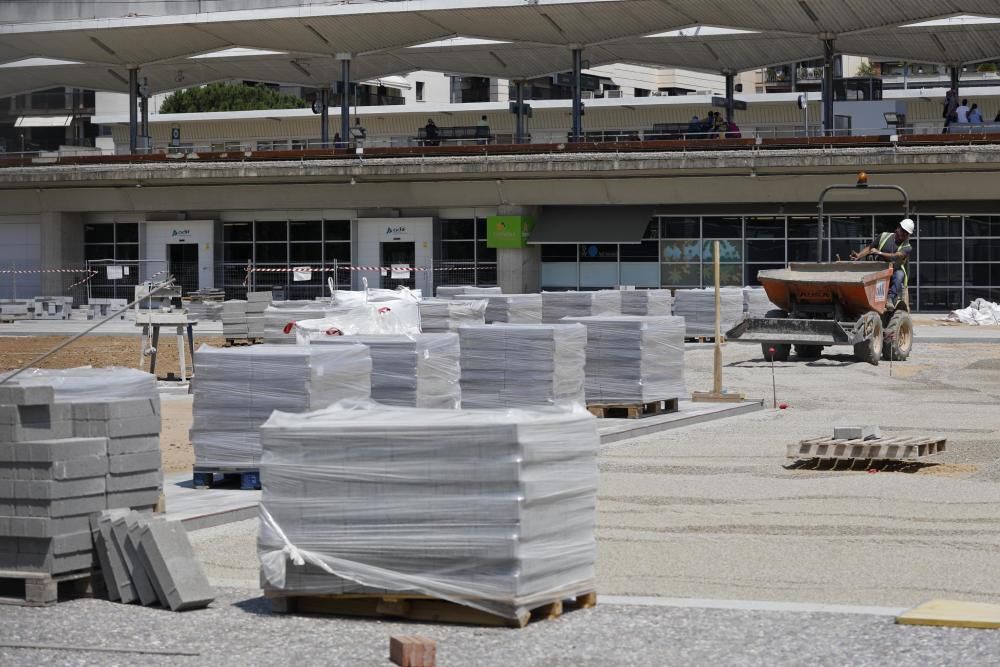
[[943, 89, 958, 132], [956, 98, 970, 124], [969, 104, 983, 123]]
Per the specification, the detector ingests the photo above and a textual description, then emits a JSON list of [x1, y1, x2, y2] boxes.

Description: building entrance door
[[380, 241, 416, 290], [168, 243, 199, 294]]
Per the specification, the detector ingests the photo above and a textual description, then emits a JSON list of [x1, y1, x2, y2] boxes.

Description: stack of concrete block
[[222, 300, 249, 339], [313, 333, 461, 409], [563, 316, 686, 405], [186, 301, 224, 322], [743, 287, 777, 318], [257, 402, 598, 622], [620, 289, 674, 316], [246, 291, 270, 339], [673, 287, 745, 337], [68, 307, 90, 321], [191, 344, 372, 469], [483, 294, 543, 324], [417, 298, 487, 332], [91, 509, 214, 610], [458, 323, 586, 409], [31, 297, 74, 320], [436, 285, 502, 298], [541, 291, 620, 323], [264, 301, 332, 344], [0, 302, 31, 321], [88, 298, 130, 320]]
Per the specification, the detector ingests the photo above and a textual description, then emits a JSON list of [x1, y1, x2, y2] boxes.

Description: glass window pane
[[830, 216, 871, 238], [84, 224, 115, 244], [874, 215, 903, 236], [441, 219, 475, 240], [965, 238, 1000, 262], [224, 222, 251, 243], [919, 215, 961, 238], [788, 217, 818, 239], [477, 241, 497, 263], [324, 242, 351, 263], [703, 216, 741, 239], [324, 220, 351, 241], [115, 244, 138, 261], [621, 240, 659, 261], [745, 217, 785, 239], [746, 264, 784, 286], [290, 243, 322, 263], [746, 239, 784, 263], [703, 239, 743, 263], [660, 217, 699, 239], [920, 239, 961, 262], [642, 220, 658, 239], [540, 244, 577, 262], [580, 244, 617, 262], [115, 223, 139, 243], [967, 288, 1000, 302], [290, 221, 322, 241], [918, 288, 962, 311], [440, 241, 475, 261], [224, 243, 252, 263], [788, 240, 818, 262], [84, 244, 115, 260], [965, 215, 1000, 237], [917, 263, 961, 286], [255, 243, 287, 263], [965, 264, 995, 286], [831, 239, 868, 261], [662, 240, 702, 263], [661, 263, 701, 287], [476, 218, 487, 239], [702, 263, 743, 286], [255, 220, 287, 242]]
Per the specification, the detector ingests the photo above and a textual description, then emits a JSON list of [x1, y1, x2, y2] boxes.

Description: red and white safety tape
[[245, 265, 478, 273], [0, 268, 95, 274]]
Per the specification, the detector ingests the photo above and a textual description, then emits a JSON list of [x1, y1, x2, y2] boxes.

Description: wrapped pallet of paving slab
[[672, 287, 744, 337], [562, 316, 686, 405], [541, 291, 620, 323], [742, 287, 777, 318], [458, 323, 586, 409], [620, 289, 674, 316], [190, 344, 372, 469], [417, 298, 488, 333], [480, 294, 543, 324], [436, 285, 503, 298], [312, 333, 461, 409], [8, 366, 157, 404], [257, 400, 598, 624], [264, 301, 334, 344]]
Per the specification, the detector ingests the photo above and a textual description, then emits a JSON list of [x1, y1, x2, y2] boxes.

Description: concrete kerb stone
[[0, 384, 55, 407], [126, 512, 169, 608], [138, 518, 215, 611], [108, 450, 161, 474], [110, 513, 159, 606], [95, 509, 135, 603], [89, 513, 120, 602]]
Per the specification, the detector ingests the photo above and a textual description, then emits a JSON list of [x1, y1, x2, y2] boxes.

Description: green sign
[[486, 216, 534, 249]]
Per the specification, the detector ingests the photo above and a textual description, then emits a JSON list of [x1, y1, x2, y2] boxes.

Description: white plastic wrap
[[264, 301, 334, 344], [312, 333, 461, 409], [257, 400, 598, 621], [620, 289, 674, 316], [458, 323, 586, 409], [541, 291, 621, 323], [418, 298, 488, 332], [6, 367, 157, 402], [190, 344, 372, 469], [563, 316, 686, 405], [673, 288, 744, 337], [294, 299, 421, 341], [944, 299, 1000, 325], [436, 285, 502, 298], [742, 287, 777, 318], [483, 294, 543, 324], [367, 287, 422, 302]]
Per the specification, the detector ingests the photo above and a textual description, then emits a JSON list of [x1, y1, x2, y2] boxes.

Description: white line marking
[[599, 595, 907, 617]]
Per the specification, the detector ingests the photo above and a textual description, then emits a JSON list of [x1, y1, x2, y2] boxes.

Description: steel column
[[320, 88, 329, 147], [724, 72, 735, 123], [128, 67, 138, 155], [822, 39, 835, 135], [950, 64, 960, 97], [340, 58, 351, 147], [571, 48, 583, 143], [139, 77, 149, 152], [515, 80, 525, 144]]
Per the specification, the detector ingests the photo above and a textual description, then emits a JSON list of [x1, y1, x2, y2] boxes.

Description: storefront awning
[[528, 206, 653, 244]]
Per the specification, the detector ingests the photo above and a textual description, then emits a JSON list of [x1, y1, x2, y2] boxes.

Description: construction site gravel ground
[[1, 334, 999, 664]]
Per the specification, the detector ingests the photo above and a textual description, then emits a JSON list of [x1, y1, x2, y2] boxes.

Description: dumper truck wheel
[[882, 310, 913, 361], [794, 344, 823, 360], [761, 310, 791, 362], [853, 312, 883, 366]]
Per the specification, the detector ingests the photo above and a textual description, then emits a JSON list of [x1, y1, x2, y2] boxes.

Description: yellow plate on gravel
[[897, 599, 1000, 629]]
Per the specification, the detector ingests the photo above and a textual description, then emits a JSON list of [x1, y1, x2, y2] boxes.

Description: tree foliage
[[159, 82, 307, 113]]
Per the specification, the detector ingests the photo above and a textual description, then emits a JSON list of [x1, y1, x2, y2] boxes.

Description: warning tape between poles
[[244, 266, 478, 273]]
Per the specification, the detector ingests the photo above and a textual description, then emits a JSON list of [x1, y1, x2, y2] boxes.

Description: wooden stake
[[692, 240, 745, 403]]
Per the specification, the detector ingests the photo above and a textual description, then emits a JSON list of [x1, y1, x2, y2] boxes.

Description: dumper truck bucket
[[726, 317, 855, 346]]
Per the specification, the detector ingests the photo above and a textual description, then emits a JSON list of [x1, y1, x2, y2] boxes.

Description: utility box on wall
[[486, 215, 534, 248]]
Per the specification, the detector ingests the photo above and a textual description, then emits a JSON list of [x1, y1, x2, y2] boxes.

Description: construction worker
[[850, 218, 914, 307]]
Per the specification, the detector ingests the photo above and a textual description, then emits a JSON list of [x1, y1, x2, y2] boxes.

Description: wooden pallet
[[789, 435, 947, 461], [587, 397, 679, 420], [0, 568, 94, 607], [224, 338, 262, 347], [264, 590, 597, 628], [685, 336, 725, 344]]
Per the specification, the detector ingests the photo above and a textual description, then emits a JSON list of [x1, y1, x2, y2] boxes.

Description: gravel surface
[[2, 590, 999, 667]]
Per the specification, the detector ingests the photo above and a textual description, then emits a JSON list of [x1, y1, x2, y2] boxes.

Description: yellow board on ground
[[897, 599, 1000, 629]]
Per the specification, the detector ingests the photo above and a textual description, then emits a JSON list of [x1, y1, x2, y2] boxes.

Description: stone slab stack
[[541, 291, 620, 324], [482, 294, 543, 324], [246, 291, 270, 339], [312, 333, 461, 409], [191, 344, 372, 469], [258, 402, 599, 622], [458, 323, 586, 409], [417, 298, 487, 333], [673, 287, 745, 337], [31, 297, 74, 320], [222, 300, 249, 340], [620, 289, 674, 316], [563, 316, 686, 405], [88, 299, 130, 320], [0, 302, 31, 321], [264, 301, 332, 344], [743, 287, 777, 318], [436, 285, 502, 298]]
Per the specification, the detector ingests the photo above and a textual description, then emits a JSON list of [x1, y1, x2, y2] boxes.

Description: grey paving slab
[[597, 399, 764, 444], [139, 519, 215, 611], [95, 510, 135, 603], [127, 513, 169, 608], [163, 473, 259, 531], [110, 515, 158, 606]]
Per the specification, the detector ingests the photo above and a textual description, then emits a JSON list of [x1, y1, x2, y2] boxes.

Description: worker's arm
[[850, 245, 875, 260]]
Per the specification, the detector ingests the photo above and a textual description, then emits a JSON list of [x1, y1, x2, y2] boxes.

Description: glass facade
[[435, 218, 498, 288], [539, 213, 1000, 310], [83, 222, 140, 300]]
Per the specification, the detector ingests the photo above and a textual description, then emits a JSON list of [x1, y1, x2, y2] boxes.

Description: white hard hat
[[900, 218, 915, 235]]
